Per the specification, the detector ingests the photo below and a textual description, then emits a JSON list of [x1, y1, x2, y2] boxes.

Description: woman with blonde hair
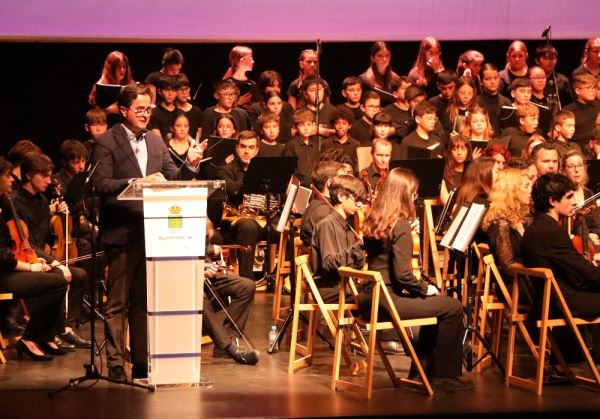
[[362, 167, 473, 393], [482, 168, 532, 280]]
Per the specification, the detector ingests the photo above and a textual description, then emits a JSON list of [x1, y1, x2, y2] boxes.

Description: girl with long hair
[[362, 168, 473, 393], [452, 156, 495, 215], [408, 36, 445, 98], [447, 76, 477, 135], [88, 50, 135, 114], [359, 41, 400, 103], [498, 41, 529, 97], [440, 135, 473, 205]]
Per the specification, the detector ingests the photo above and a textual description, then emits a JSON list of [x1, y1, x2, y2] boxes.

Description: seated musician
[[521, 173, 600, 363], [481, 168, 532, 288], [203, 221, 259, 365], [561, 150, 600, 254], [361, 167, 473, 393], [300, 160, 345, 247], [12, 152, 90, 349], [310, 175, 367, 303], [0, 156, 70, 361], [359, 138, 392, 200], [217, 130, 278, 280]]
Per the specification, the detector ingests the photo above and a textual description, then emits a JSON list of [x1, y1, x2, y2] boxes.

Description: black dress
[[363, 219, 464, 378]]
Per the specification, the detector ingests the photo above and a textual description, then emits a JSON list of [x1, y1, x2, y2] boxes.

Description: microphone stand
[[50, 164, 153, 397], [315, 39, 322, 153], [542, 25, 562, 113]]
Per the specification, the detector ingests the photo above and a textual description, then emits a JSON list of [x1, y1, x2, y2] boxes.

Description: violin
[[49, 182, 78, 265], [6, 197, 39, 264]]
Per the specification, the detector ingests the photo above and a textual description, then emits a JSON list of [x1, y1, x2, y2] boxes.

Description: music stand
[[242, 156, 297, 283], [205, 136, 237, 168], [440, 199, 504, 372], [390, 158, 444, 199]]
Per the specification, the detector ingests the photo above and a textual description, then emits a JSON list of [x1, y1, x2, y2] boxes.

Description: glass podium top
[[118, 179, 225, 200]]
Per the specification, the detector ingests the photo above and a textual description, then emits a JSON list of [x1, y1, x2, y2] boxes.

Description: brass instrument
[[222, 193, 279, 228]]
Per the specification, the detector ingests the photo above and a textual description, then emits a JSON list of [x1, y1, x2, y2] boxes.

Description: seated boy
[[521, 172, 600, 363], [496, 103, 541, 157], [201, 80, 250, 139], [340, 76, 364, 121], [148, 75, 182, 141], [500, 76, 552, 134], [398, 101, 445, 159], [283, 108, 320, 187], [534, 45, 572, 107], [321, 106, 360, 159], [256, 112, 285, 157], [310, 175, 367, 303], [550, 110, 581, 158], [564, 73, 600, 151], [349, 91, 381, 146], [83, 108, 108, 153]]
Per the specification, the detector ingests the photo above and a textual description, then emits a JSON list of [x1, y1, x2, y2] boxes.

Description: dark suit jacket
[[521, 212, 600, 294], [92, 124, 195, 246]]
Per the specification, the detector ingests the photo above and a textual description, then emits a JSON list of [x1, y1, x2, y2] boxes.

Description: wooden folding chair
[[0, 292, 13, 364], [272, 218, 303, 324], [471, 245, 515, 372], [288, 255, 367, 374], [333, 267, 437, 398], [506, 263, 600, 395], [422, 198, 443, 289]]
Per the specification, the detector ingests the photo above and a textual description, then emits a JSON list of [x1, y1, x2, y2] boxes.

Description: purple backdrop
[[1, 0, 598, 42]]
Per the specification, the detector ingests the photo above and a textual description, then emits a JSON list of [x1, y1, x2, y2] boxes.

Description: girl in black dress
[[362, 167, 473, 392]]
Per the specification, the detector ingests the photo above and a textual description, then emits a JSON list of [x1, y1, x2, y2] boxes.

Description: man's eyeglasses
[[128, 106, 155, 117]]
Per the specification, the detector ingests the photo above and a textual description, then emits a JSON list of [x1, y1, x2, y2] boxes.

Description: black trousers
[[0, 270, 66, 342], [360, 288, 464, 378], [104, 242, 147, 367], [202, 272, 255, 349], [230, 218, 265, 279]]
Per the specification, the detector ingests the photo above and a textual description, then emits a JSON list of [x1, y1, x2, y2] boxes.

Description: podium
[[119, 179, 225, 386]]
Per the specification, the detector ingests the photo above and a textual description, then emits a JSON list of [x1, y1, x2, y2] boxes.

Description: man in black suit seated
[[92, 84, 204, 382], [521, 173, 600, 363]]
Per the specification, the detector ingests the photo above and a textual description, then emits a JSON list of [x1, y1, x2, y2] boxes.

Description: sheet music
[[276, 182, 298, 233], [293, 186, 312, 215], [440, 204, 468, 248], [452, 202, 487, 252]]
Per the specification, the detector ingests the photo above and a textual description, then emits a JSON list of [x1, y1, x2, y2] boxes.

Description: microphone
[[541, 25, 551, 38]]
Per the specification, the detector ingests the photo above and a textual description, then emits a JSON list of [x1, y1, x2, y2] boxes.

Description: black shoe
[[54, 336, 76, 351], [5, 317, 26, 333], [38, 342, 68, 356], [131, 363, 148, 379], [213, 346, 229, 358], [59, 330, 91, 348], [15, 340, 53, 362], [108, 365, 127, 382], [431, 377, 475, 393], [226, 344, 260, 365]]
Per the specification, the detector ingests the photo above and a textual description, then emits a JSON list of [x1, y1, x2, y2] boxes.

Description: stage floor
[[1, 291, 600, 418]]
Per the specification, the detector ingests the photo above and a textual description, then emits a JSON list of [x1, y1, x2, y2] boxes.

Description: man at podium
[[92, 85, 205, 382]]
